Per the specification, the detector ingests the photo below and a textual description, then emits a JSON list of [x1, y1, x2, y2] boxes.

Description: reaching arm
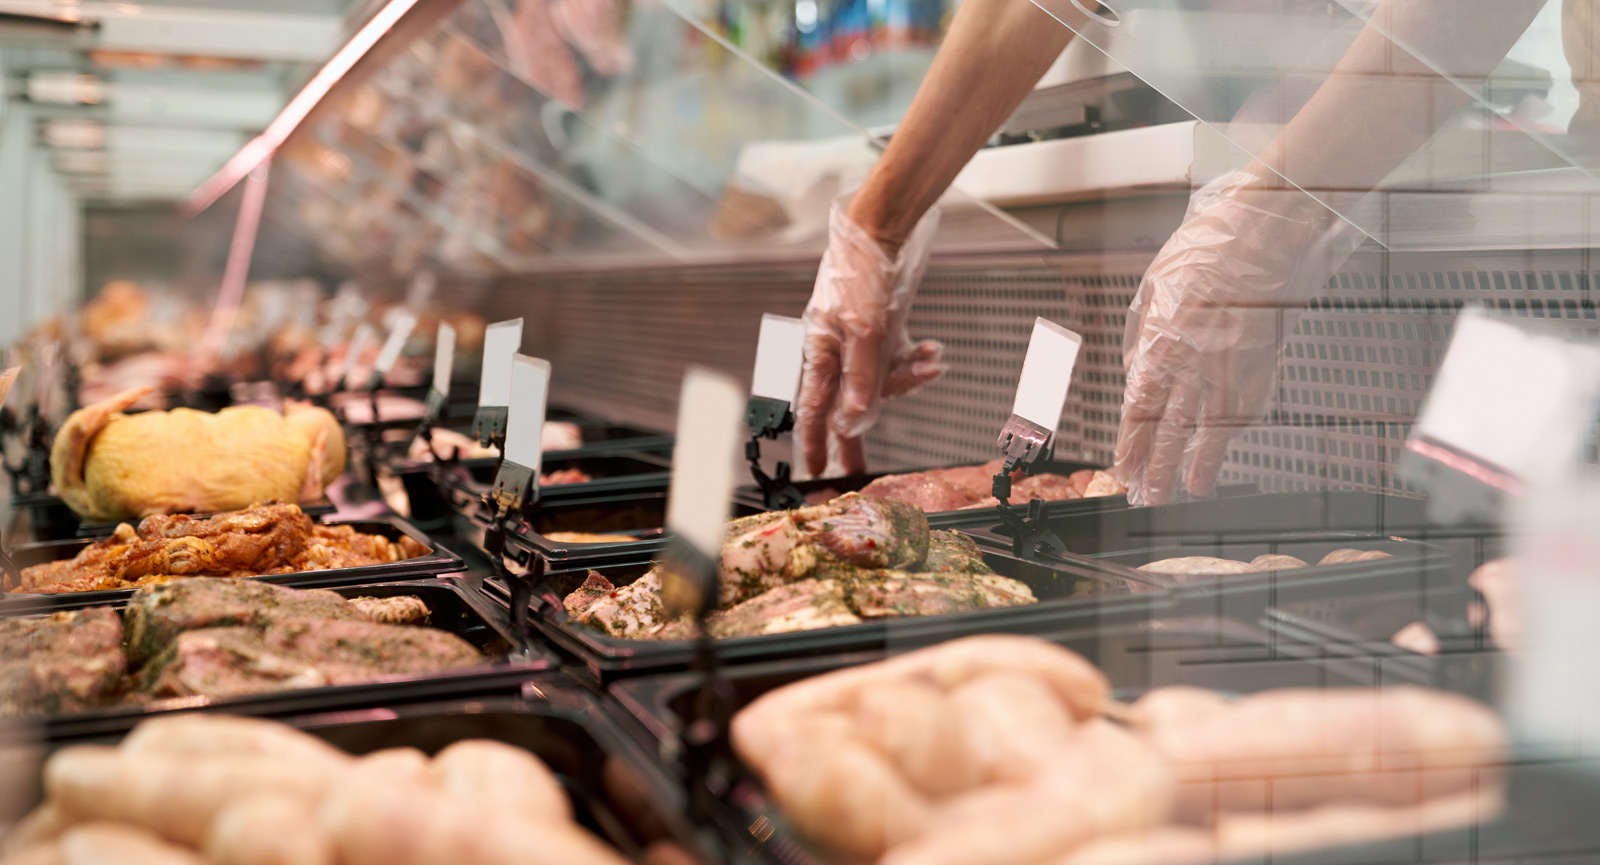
[[847, 0, 1080, 253]]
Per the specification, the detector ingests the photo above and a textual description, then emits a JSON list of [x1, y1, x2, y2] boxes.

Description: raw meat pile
[[397, 422, 584, 462], [12, 503, 428, 594], [52, 387, 346, 523], [1137, 548, 1392, 582], [856, 459, 1126, 513], [3, 714, 629, 865], [0, 580, 481, 717], [562, 493, 1035, 640], [732, 635, 1508, 865]]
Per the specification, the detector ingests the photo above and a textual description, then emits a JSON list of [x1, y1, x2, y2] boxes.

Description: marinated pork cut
[[858, 473, 972, 512], [347, 595, 431, 625], [136, 617, 482, 698], [857, 460, 1126, 512], [843, 570, 1035, 618], [709, 579, 862, 638], [0, 608, 126, 716]]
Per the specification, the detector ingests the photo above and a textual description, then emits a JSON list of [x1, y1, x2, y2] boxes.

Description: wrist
[[843, 187, 913, 259]]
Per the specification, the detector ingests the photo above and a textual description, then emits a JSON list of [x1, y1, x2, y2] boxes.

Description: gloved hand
[[798, 197, 945, 477], [1114, 170, 1366, 505]]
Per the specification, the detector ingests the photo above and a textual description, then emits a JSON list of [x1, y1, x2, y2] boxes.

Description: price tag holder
[[406, 271, 437, 312], [423, 322, 456, 423], [1400, 308, 1600, 523], [747, 314, 805, 435], [474, 318, 524, 446], [490, 354, 551, 515], [998, 317, 1083, 469], [366, 312, 417, 392], [663, 367, 744, 619], [341, 324, 377, 391]]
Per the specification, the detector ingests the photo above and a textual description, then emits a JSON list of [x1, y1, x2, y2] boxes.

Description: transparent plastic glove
[[798, 198, 944, 477], [1114, 171, 1366, 505]]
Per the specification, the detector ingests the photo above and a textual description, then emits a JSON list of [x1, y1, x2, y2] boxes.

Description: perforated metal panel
[[479, 246, 1593, 493]]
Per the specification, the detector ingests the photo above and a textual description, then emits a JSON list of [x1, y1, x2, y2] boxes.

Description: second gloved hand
[[1114, 170, 1366, 505], [798, 199, 945, 476]]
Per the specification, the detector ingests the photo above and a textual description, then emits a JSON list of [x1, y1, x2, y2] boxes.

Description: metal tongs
[[991, 413, 1068, 560], [744, 395, 804, 511]]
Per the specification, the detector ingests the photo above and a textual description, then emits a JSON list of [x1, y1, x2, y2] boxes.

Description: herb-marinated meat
[[136, 617, 483, 698], [124, 579, 364, 665], [0, 608, 126, 716], [346, 595, 430, 624], [561, 495, 1034, 641]]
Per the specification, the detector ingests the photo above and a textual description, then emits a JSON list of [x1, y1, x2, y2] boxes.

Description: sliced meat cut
[[0, 608, 127, 716]]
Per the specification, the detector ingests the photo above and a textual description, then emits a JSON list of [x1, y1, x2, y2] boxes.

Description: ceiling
[[0, 0, 376, 202]]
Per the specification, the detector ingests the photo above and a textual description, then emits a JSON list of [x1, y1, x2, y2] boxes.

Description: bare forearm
[[848, 0, 1078, 253], [1247, 0, 1545, 194]]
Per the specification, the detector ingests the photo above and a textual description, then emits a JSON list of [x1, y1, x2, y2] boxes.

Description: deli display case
[[1, 0, 1596, 863]]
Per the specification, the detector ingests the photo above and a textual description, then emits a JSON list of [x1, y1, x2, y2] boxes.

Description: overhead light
[[182, 0, 423, 215], [27, 72, 103, 105], [41, 118, 105, 149]]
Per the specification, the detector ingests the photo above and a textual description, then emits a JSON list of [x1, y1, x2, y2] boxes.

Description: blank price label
[[0, 366, 17, 409], [1011, 317, 1083, 432], [667, 367, 744, 558], [479, 318, 525, 408], [373, 313, 417, 376], [504, 354, 552, 473], [342, 324, 377, 390], [433, 322, 456, 398], [1415, 309, 1600, 487], [751, 314, 806, 403]]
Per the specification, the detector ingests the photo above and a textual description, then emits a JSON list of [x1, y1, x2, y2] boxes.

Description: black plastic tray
[[452, 487, 672, 569], [732, 458, 1115, 526], [1, 516, 464, 614], [0, 577, 556, 742], [606, 624, 1596, 865], [439, 452, 672, 510], [5, 692, 711, 865], [488, 546, 1174, 683]]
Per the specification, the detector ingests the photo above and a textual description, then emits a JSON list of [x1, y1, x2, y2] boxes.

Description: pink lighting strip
[[198, 162, 271, 363], [182, 0, 424, 215]]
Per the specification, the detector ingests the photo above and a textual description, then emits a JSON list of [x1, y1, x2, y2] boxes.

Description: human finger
[[835, 432, 867, 476], [835, 325, 886, 439], [882, 340, 946, 399], [1143, 376, 1201, 506], [798, 332, 841, 477]]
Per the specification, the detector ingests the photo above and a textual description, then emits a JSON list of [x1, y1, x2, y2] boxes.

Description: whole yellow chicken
[[51, 386, 347, 523]]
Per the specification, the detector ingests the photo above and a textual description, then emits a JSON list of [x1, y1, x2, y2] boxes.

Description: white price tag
[[750, 314, 806, 404], [478, 318, 524, 408], [433, 322, 456, 398], [407, 271, 437, 311], [373, 312, 417, 376], [1414, 309, 1600, 487], [1011, 317, 1083, 432], [503, 354, 551, 473], [667, 367, 743, 558], [1509, 480, 1600, 754], [0, 366, 18, 410], [342, 324, 377, 391]]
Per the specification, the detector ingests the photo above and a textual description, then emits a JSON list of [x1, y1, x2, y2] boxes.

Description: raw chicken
[[52, 387, 347, 523], [0, 608, 126, 716], [1250, 554, 1308, 570], [1319, 549, 1394, 566]]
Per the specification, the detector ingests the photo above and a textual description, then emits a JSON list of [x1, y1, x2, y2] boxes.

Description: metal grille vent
[[479, 247, 1590, 495]]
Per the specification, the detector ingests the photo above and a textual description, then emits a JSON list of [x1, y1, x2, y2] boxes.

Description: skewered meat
[[562, 499, 1027, 640], [135, 617, 483, 698], [0, 608, 126, 716], [52, 387, 346, 523], [14, 503, 427, 595], [347, 595, 430, 625]]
